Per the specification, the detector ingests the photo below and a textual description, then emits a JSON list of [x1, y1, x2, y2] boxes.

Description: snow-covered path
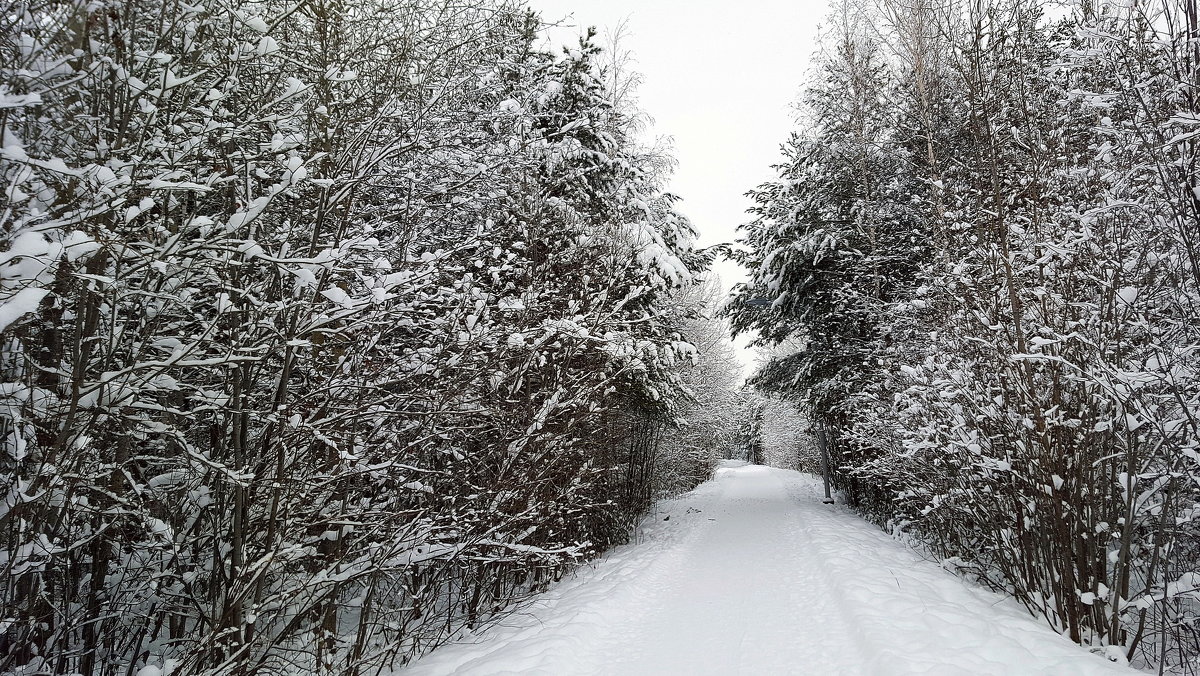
[[401, 462, 1134, 676]]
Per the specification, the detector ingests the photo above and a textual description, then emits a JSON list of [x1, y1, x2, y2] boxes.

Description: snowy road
[[401, 462, 1134, 676]]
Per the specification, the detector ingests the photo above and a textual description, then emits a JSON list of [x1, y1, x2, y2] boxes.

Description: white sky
[[527, 0, 830, 374]]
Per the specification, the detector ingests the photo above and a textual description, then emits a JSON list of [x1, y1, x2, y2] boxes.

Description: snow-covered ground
[[399, 461, 1135, 675]]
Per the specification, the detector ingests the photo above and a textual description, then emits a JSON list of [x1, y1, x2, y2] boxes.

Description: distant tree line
[[0, 0, 741, 673], [729, 0, 1200, 669]]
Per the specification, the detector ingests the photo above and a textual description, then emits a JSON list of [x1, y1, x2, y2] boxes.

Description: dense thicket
[[728, 0, 1200, 669], [0, 1, 737, 673], [654, 278, 742, 494]]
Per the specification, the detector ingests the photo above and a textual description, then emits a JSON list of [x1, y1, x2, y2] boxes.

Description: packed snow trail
[[400, 462, 1134, 676]]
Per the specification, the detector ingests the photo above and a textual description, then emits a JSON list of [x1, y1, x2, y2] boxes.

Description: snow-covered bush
[[727, 0, 1200, 669], [0, 2, 719, 673], [653, 277, 742, 495]]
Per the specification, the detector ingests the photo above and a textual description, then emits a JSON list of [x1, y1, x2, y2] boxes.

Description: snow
[[320, 287, 351, 307], [0, 287, 49, 333], [134, 659, 178, 676], [0, 91, 42, 108], [399, 462, 1135, 676], [242, 15, 269, 33]]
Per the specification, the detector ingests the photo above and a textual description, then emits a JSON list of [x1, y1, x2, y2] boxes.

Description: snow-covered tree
[[727, 0, 1200, 667], [0, 2, 717, 673]]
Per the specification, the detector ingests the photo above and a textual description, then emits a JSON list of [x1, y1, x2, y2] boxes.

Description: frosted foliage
[[0, 3, 715, 674], [726, 0, 1200, 670], [758, 400, 812, 471], [654, 278, 743, 496]]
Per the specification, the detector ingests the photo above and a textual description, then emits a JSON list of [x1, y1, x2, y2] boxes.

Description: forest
[[5, 0, 1200, 673], [0, 0, 746, 673], [728, 0, 1200, 671]]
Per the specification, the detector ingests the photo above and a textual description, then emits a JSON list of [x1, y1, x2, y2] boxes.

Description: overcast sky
[[527, 0, 829, 373]]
